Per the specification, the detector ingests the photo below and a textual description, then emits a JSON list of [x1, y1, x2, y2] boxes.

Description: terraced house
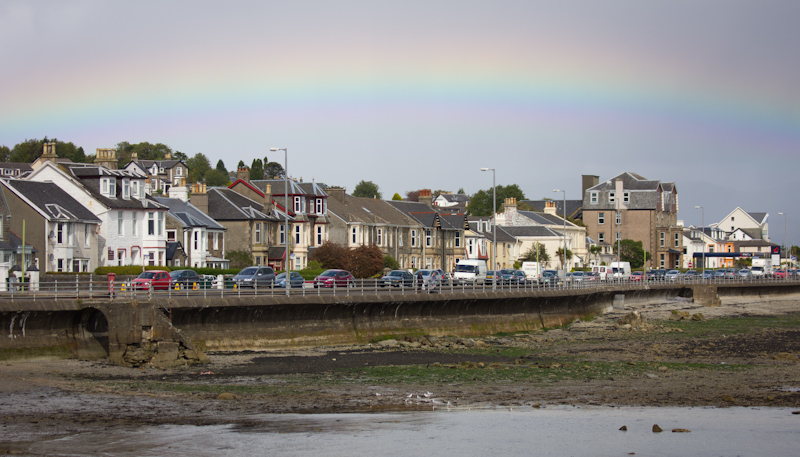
[[582, 172, 682, 270]]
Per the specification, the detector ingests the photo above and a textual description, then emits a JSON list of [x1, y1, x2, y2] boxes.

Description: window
[[213, 232, 220, 250], [623, 192, 630, 203], [294, 196, 302, 213], [590, 192, 598, 204], [279, 224, 286, 244], [132, 212, 138, 236], [122, 179, 130, 199], [316, 198, 323, 214], [411, 229, 417, 247], [118, 211, 124, 236], [352, 226, 358, 244], [598, 212, 605, 224], [194, 231, 199, 250], [660, 232, 665, 247], [425, 229, 432, 247], [660, 253, 665, 268], [598, 232, 605, 243], [84, 224, 90, 247], [616, 232, 621, 241], [616, 211, 621, 225], [57, 223, 65, 244], [131, 180, 140, 198], [609, 192, 616, 203], [148, 212, 155, 235], [455, 231, 461, 248], [316, 226, 323, 245], [57, 259, 64, 272], [377, 228, 383, 246], [674, 233, 680, 247], [295, 225, 301, 244], [100, 177, 116, 197], [176, 167, 182, 176], [254, 223, 261, 244], [158, 212, 164, 235], [398, 232, 403, 247]]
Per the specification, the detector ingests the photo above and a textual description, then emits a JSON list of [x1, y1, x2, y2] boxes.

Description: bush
[[350, 245, 384, 278], [383, 255, 400, 271], [309, 242, 350, 270]]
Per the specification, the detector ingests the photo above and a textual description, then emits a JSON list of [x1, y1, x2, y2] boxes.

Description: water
[[20, 407, 800, 456]]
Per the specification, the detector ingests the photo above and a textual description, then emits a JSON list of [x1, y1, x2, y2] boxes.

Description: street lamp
[[270, 147, 290, 296], [778, 212, 787, 267], [480, 168, 496, 291], [695, 205, 705, 280], [553, 189, 567, 273]]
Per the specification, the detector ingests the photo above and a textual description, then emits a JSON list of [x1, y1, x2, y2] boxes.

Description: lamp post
[[553, 189, 567, 273], [695, 205, 705, 280], [270, 147, 290, 296], [480, 168, 496, 291], [778, 212, 787, 267]]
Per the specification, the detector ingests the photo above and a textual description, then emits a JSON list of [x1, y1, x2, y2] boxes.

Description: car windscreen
[[320, 270, 338, 277], [139, 272, 156, 279], [500, 269, 515, 274], [455, 265, 476, 273], [239, 267, 258, 276]]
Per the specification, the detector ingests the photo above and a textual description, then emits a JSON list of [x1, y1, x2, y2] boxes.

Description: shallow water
[[20, 406, 800, 456]]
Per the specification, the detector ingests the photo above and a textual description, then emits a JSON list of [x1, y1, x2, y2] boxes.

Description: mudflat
[[1, 296, 799, 434]]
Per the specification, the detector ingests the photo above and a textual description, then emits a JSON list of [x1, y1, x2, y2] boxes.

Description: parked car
[[415, 269, 439, 291], [584, 271, 598, 281], [275, 271, 305, 288], [683, 270, 701, 281], [513, 270, 527, 285], [233, 266, 276, 288], [380, 270, 414, 287], [738, 269, 753, 280], [486, 270, 497, 284], [314, 269, 355, 288], [539, 270, 560, 286], [570, 271, 585, 282], [702, 270, 715, 280], [648, 269, 666, 281], [498, 269, 520, 284], [132, 270, 171, 290], [773, 270, 788, 279], [169, 269, 205, 289], [723, 268, 737, 279], [629, 271, 645, 281], [664, 270, 681, 281], [713, 269, 727, 280]]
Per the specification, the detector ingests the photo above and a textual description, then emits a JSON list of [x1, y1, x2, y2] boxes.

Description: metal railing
[[0, 273, 798, 301]]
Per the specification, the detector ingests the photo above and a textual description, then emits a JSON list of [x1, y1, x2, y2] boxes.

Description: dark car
[[169, 269, 204, 289], [539, 270, 560, 285], [275, 271, 305, 288], [513, 270, 527, 285], [648, 269, 666, 281], [380, 270, 414, 287], [498, 269, 519, 284], [314, 269, 355, 288], [132, 270, 171, 290], [233, 266, 276, 288]]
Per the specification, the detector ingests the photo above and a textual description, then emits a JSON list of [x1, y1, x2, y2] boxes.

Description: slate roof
[[747, 212, 768, 224], [0, 162, 33, 178], [206, 187, 284, 221], [1, 179, 101, 223], [166, 241, 185, 260], [583, 172, 677, 211], [498, 225, 562, 238], [326, 194, 419, 227], [466, 220, 517, 243], [60, 163, 167, 211], [386, 200, 466, 230], [516, 210, 576, 227], [436, 193, 470, 203], [152, 197, 226, 230], [520, 200, 583, 220], [250, 179, 327, 197]]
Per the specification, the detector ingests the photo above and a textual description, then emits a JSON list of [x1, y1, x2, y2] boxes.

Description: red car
[[132, 270, 171, 290], [773, 270, 788, 279], [313, 269, 355, 288], [630, 271, 645, 281]]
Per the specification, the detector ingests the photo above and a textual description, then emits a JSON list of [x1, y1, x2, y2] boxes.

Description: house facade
[[386, 200, 467, 271], [124, 154, 189, 196], [583, 172, 682, 270], [153, 195, 228, 269]]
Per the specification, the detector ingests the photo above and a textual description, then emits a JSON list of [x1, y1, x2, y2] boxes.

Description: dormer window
[[590, 192, 598, 204], [100, 177, 116, 198], [609, 192, 616, 203], [623, 192, 630, 203], [131, 180, 140, 199], [122, 179, 130, 199], [176, 167, 182, 176], [316, 198, 324, 214]]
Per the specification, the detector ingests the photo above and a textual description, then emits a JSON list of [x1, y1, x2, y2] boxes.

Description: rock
[[722, 395, 736, 403], [652, 424, 663, 433], [658, 366, 668, 372], [619, 425, 628, 431], [772, 352, 798, 361], [617, 311, 647, 328], [672, 428, 691, 433], [691, 313, 705, 321], [378, 339, 399, 348], [216, 392, 237, 400]]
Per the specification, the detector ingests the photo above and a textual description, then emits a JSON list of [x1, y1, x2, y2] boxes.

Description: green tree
[[116, 141, 173, 166], [392, 193, 403, 201], [186, 153, 212, 183], [237, 160, 245, 169], [250, 158, 264, 180], [0, 145, 9, 162], [555, 247, 574, 269], [384, 255, 400, 270], [215, 160, 227, 172], [467, 184, 526, 216], [520, 243, 549, 263], [263, 161, 285, 178], [226, 250, 253, 269], [10, 137, 88, 163], [203, 168, 230, 186], [353, 180, 381, 199], [588, 245, 603, 264], [612, 239, 651, 269]]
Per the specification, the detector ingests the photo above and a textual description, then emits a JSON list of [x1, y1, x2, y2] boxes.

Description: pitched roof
[[326, 194, 419, 226], [520, 200, 583, 219], [152, 197, 226, 230], [516, 210, 576, 227], [59, 163, 166, 211], [1, 179, 101, 223], [206, 187, 284, 221]]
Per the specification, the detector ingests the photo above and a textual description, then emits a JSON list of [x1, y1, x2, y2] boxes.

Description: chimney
[[189, 183, 209, 214], [327, 187, 346, 202], [130, 151, 138, 162], [262, 183, 273, 213], [544, 200, 558, 215], [503, 197, 517, 224], [93, 148, 118, 169], [582, 174, 599, 196], [236, 166, 250, 182], [164, 152, 172, 160], [419, 189, 433, 207]]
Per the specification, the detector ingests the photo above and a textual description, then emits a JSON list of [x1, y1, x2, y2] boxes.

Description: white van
[[453, 259, 488, 284], [592, 262, 631, 280], [520, 262, 543, 281]]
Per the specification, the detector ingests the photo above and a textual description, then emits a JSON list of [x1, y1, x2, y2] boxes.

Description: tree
[[0, 145, 9, 162], [226, 250, 253, 269], [520, 243, 549, 263], [203, 168, 230, 186], [353, 180, 381, 199], [10, 137, 88, 164], [405, 190, 420, 202], [309, 242, 350, 270], [589, 245, 603, 265], [467, 184, 526, 216], [349, 245, 385, 278], [264, 161, 285, 178], [612, 239, 651, 269], [215, 160, 227, 172], [392, 193, 403, 201], [186, 153, 211, 183], [116, 141, 173, 166], [384, 255, 400, 270], [237, 160, 245, 169], [457, 188, 465, 194], [250, 158, 264, 180], [555, 247, 573, 269]]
